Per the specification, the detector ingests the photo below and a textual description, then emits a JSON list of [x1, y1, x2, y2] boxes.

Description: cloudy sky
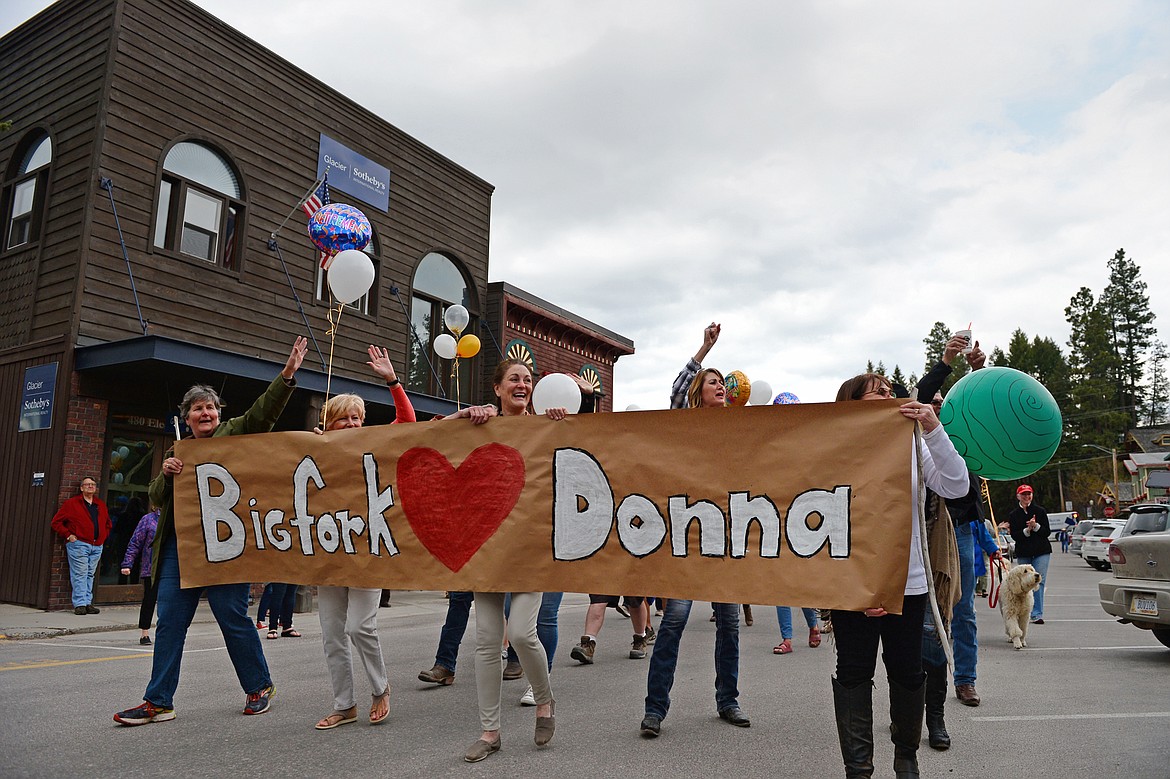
[[5, 1, 1169, 409]]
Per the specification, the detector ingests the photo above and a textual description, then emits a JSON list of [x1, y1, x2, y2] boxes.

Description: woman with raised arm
[[313, 345, 415, 730], [640, 322, 750, 739], [113, 337, 308, 726]]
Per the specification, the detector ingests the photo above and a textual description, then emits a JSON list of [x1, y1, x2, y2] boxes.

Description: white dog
[[999, 563, 1042, 649]]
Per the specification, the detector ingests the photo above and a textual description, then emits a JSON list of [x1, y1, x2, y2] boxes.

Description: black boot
[[924, 662, 950, 750], [832, 677, 874, 779], [889, 678, 925, 778]]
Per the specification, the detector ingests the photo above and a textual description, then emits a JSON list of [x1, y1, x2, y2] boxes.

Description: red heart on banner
[[396, 443, 526, 572]]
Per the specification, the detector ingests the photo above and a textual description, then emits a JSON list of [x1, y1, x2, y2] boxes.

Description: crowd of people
[[53, 322, 1044, 776]]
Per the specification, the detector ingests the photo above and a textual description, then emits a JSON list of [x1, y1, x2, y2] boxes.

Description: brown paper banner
[[173, 401, 913, 613]]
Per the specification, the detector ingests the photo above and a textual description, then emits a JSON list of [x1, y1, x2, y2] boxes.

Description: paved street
[[1, 551, 1167, 778]]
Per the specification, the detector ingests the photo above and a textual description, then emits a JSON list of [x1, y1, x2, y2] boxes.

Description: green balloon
[[938, 367, 1062, 481]]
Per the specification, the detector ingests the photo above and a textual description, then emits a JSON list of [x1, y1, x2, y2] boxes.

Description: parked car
[[1069, 519, 1098, 556], [1098, 533, 1170, 649], [1082, 521, 1127, 570], [995, 530, 1015, 560], [1120, 504, 1170, 538]]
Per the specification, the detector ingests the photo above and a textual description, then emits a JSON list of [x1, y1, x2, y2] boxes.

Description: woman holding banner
[[113, 336, 308, 727], [449, 358, 564, 762], [640, 322, 750, 739], [313, 345, 415, 730], [829, 373, 968, 779]]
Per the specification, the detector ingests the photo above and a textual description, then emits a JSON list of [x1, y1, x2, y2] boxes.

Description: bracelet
[[386, 378, 401, 387]]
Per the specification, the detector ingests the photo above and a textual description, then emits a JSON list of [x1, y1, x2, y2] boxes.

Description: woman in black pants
[[830, 373, 969, 778]]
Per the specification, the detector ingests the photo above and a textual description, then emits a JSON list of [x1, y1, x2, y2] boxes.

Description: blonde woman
[[314, 346, 415, 730]]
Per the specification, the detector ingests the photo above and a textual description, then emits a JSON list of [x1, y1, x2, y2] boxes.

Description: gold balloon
[[724, 370, 751, 407], [456, 334, 481, 359]]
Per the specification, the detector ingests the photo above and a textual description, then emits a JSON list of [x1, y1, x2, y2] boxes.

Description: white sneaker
[[519, 685, 536, 706]]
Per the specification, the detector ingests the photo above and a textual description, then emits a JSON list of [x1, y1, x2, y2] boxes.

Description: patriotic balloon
[[308, 203, 372, 259]]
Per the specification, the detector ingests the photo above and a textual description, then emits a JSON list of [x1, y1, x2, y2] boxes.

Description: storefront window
[[98, 437, 157, 586]]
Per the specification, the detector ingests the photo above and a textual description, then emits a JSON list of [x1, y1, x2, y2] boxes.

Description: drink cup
[[954, 329, 973, 354]]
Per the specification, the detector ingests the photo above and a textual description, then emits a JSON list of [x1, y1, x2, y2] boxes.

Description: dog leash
[[987, 557, 1007, 610]]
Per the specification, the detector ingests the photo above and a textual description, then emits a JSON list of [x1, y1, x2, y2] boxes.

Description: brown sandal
[[809, 626, 822, 648], [370, 689, 390, 725], [315, 708, 357, 730]]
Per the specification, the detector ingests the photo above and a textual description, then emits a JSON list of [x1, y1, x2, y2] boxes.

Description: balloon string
[[321, 299, 344, 429], [452, 356, 461, 411]]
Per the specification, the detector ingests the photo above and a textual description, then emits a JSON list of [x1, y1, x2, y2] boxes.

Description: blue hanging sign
[[317, 134, 391, 213], [19, 362, 57, 432]]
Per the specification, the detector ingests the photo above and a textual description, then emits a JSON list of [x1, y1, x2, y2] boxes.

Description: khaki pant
[[473, 592, 552, 731]]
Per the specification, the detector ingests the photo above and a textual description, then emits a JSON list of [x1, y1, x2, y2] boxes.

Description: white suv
[[1082, 520, 1127, 571]]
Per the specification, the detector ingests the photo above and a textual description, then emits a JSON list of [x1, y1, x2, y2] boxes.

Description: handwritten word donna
[[195, 455, 399, 563], [551, 448, 852, 561]]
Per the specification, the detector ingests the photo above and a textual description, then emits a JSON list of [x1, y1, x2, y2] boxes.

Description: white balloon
[[749, 380, 773, 405], [433, 333, 457, 360], [327, 249, 375, 304], [444, 304, 470, 335], [531, 373, 581, 415], [624, 404, 642, 412]]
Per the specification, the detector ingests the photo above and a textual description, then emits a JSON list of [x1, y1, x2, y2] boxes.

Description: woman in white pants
[[444, 359, 566, 762], [314, 347, 415, 729]]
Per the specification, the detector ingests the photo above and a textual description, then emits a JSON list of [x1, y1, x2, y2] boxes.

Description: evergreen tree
[[989, 347, 1008, 366], [875, 361, 887, 377], [866, 359, 876, 374], [1065, 286, 1126, 448], [891, 365, 907, 388], [1100, 249, 1156, 427], [1143, 341, 1169, 426]]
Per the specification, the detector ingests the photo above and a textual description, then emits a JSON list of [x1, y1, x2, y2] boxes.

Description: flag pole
[[271, 173, 326, 240]]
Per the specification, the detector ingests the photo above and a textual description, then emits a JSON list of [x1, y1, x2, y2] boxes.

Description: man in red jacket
[[51, 477, 112, 615]]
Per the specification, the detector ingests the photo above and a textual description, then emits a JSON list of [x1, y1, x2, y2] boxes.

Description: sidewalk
[[0, 590, 453, 641]]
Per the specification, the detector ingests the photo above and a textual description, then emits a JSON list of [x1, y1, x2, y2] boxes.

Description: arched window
[[407, 251, 477, 401], [315, 230, 379, 316], [4, 131, 52, 250], [153, 141, 245, 271]]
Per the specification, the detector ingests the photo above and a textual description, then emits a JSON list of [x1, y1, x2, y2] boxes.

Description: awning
[[74, 335, 458, 421]]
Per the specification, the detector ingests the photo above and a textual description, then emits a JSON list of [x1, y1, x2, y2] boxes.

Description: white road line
[[976, 712, 1170, 722], [1018, 645, 1165, 651]]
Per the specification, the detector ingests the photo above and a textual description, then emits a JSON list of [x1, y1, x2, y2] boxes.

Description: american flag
[[301, 172, 329, 218]]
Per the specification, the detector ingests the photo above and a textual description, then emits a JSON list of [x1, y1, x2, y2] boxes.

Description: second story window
[[3, 131, 52, 251], [154, 141, 244, 271]]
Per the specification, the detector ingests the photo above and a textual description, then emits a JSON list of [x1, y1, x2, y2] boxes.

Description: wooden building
[[0, 0, 632, 609]]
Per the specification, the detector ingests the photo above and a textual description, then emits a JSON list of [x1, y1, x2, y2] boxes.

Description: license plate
[[1131, 593, 1158, 617]]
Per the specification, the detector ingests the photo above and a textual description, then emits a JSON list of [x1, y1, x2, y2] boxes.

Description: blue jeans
[[266, 583, 298, 629], [506, 592, 563, 671], [1016, 552, 1051, 620], [434, 591, 474, 673], [776, 606, 818, 639], [65, 540, 103, 607], [952, 523, 979, 686], [645, 600, 740, 719], [143, 537, 271, 708]]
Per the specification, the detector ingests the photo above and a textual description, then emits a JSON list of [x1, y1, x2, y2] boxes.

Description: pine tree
[[891, 365, 907, 388], [1065, 286, 1126, 448], [1143, 341, 1169, 426], [1100, 249, 1156, 426]]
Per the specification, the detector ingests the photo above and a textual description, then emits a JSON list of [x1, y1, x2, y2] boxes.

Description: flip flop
[[266, 629, 279, 640], [281, 628, 302, 638], [315, 710, 357, 730], [370, 690, 390, 725]]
